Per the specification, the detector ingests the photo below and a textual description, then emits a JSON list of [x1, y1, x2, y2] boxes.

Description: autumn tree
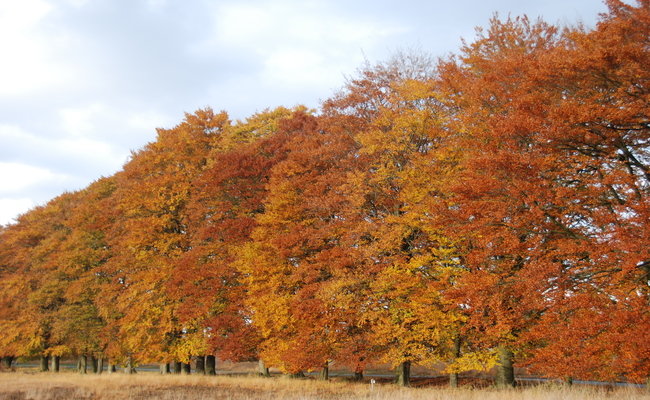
[[0, 221, 33, 365], [174, 107, 307, 368], [46, 177, 118, 373], [0, 193, 87, 371], [321, 52, 466, 386], [434, 0, 650, 385], [508, 0, 650, 383], [239, 110, 367, 377], [433, 13, 576, 387], [99, 108, 231, 368]]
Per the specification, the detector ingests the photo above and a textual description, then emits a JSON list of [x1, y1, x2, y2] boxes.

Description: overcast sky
[[0, 0, 613, 225]]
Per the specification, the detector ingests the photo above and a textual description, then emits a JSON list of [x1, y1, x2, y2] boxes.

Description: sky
[[0, 0, 613, 226]]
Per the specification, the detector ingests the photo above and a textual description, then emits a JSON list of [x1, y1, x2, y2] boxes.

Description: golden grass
[[0, 371, 647, 400]]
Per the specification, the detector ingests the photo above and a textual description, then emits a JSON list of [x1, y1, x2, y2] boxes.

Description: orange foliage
[[2, 1, 650, 384]]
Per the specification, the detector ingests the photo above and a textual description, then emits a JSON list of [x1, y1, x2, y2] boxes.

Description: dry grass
[[0, 371, 647, 400]]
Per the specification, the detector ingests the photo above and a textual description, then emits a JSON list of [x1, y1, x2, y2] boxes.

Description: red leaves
[[434, 0, 650, 382]]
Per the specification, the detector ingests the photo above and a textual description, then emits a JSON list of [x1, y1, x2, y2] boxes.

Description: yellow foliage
[[445, 349, 499, 374]]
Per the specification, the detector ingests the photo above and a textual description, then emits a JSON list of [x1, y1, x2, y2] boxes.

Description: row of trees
[[2, 0, 650, 387]]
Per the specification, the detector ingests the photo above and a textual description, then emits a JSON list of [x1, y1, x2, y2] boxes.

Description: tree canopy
[[1, 0, 650, 386]]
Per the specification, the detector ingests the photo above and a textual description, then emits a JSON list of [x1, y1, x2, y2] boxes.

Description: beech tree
[[435, 0, 650, 385], [99, 108, 231, 366], [176, 107, 305, 366], [322, 53, 467, 387], [434, 15, 567, 387], [0, 193, 84, 370], [0, 220, 34, 363], [241, 111, 368, 376], [50, 177, 117, 373], [512, 0, 650, 382]]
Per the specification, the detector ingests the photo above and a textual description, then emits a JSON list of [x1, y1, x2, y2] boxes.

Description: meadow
[[0, 372, 647, 400]]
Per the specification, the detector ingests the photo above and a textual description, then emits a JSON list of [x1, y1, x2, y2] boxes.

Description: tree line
[[1, 0, 649, 387]]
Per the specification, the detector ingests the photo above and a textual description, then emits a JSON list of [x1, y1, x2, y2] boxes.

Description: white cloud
[[57, 104, 173, 164], [0, 198, 35, 225], [213, 1, 405, 47], [0, 0, 73, 96], [59, 103, 111, 137], [0, 123, 30, 142], [0, 121, 125, 179], [61, 0, 89, 6], [263, 49, 326, 86], [0, 162, 67, 194], [0, 0, 52, 33], [206, 0, 406, 90], [146, 0, 168, 11], [59, 138, 117, 162], [127, 110, 176, 133]]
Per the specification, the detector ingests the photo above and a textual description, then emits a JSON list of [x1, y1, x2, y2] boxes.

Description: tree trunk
[[108, 363, 116, 373], [51, 355, 60, 373], [97, 357, 104, 374], [495, 346, 516, 388], [450, 336, 461, 388], [289, 371, 305, 378], [39, 355, 50, 372], [173, 361, 182, 374], [181, 362, 191, 374], [394, 361, 411, 387], [1, 356, 14, 369], [91, 356, 98, 373], [160, 363, 170, 374], [353, 365, 363, 381], [258, 359, 270, 377], [206, 355, 216, 376], [196, 356, 205, 375], [125, 356, 136, 374], [450, 371, 459, 388], [318, 361, 329, 381], [79, 355, 87, 374]]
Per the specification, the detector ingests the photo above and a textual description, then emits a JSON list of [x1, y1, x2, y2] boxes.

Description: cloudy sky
[[0, 0, 613, 225]]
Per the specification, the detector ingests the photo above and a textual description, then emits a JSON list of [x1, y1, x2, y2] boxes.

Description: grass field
[[0, 372, 648, 400]]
